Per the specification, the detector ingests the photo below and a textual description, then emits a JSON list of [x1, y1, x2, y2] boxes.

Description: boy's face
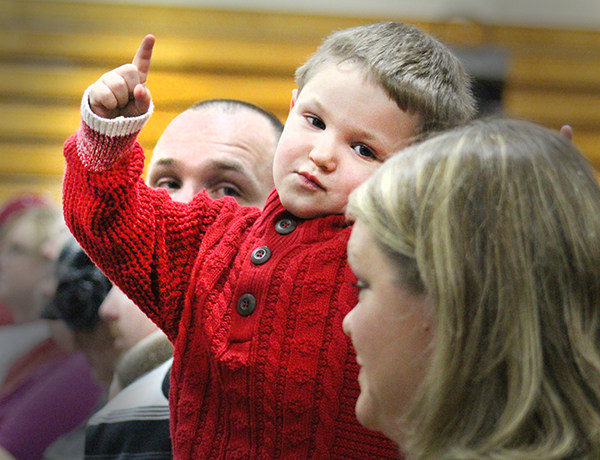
[[273, 62, 420, 219]]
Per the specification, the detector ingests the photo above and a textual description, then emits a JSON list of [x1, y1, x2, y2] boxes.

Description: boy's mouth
[[297, 171, 325, 191]]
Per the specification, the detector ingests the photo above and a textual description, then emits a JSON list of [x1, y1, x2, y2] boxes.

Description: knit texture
[[62, 122, 400, 460]]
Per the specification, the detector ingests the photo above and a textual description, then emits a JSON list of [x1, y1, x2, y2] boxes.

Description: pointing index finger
[[132, 34, 155, 85]]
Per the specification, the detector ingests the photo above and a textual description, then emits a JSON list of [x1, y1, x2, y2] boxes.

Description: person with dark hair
[[41, 235, 117, 388]]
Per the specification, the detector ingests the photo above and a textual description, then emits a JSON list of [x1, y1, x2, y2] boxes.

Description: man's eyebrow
[[205, 160, 247, 175], [151, 158, 247, 174], [151, 158, 177, 168]]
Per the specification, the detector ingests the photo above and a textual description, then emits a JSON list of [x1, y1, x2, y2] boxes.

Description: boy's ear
[[289, 89, 298, 112]]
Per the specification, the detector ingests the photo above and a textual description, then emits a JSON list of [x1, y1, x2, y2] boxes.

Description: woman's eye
[[307, 115, 326, 130], [352, 144, 377, 160], [155, 178, 181, 191]]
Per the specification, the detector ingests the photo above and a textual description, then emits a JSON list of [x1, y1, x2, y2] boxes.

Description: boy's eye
[[307, 115, 326, 130], [352, 144, 377, 161]]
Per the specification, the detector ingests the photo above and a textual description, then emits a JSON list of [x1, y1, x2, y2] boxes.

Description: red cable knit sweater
[[62, 108, 400, 459]]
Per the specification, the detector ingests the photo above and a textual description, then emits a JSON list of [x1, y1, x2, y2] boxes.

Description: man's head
[[295, 21, 476, 138], [147, 99, 283, 207]]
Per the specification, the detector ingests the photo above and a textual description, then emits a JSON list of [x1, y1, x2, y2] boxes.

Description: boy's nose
[[309, 141, 338, 172]]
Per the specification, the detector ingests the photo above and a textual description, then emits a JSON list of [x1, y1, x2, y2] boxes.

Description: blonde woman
[[344, 117, 600, 460]]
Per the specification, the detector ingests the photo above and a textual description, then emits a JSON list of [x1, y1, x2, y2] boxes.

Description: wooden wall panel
[[421, 20, 600, 170], [1, 0, 599, 204]]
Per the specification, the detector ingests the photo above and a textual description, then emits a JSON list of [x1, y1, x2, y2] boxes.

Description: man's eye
[[221, 187, 240, 197], [307, 115, 326, 130], [155, 178, 181, 191], [352, 144, 377, 161], [212, 185, 241, 199]]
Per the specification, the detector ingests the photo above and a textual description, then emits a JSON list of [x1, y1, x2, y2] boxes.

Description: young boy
[[62, 21, 475, 459]]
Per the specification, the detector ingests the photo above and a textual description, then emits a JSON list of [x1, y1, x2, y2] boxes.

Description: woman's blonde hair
[[347, 117, 600, 459]]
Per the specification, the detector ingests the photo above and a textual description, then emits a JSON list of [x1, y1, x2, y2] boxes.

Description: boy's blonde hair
[[347, 117, 600, 459], [296, 21, 476, 139]]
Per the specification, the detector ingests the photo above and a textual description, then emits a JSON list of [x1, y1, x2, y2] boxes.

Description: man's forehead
[[167, 106, 272, 135], [158, 108, 273, 148], [152, 134, 274, 177], [150, 135, 265, 167]]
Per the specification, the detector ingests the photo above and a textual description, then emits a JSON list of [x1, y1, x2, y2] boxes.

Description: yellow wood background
[[1, 0, 600, 204]]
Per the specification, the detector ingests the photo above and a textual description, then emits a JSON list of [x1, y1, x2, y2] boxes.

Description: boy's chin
[[278, 188, 345, 219], [280, 199, 330, 220]]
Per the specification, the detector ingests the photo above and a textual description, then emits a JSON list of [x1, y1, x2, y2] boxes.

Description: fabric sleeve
[[62, 110, 236, 338], [77, 86, 153, 171]]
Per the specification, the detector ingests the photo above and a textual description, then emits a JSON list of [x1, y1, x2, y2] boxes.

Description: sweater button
[[250, 246, 271, 265], [275, 218, 297, 234], [237, 294, 257, 317]]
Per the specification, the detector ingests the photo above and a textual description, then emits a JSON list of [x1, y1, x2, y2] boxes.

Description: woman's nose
[[342, 309, 354, 338]]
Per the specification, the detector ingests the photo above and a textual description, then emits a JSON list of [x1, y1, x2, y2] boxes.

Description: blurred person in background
[[0, 201, 102, 460], [40, 235, 118, 460], [0, 194, 54, 383]]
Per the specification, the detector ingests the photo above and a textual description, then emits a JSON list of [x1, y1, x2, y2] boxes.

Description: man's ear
[[289, 89, 298, 112]]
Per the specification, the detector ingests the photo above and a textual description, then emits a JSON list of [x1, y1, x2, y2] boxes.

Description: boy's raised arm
[[62, 33, 215, 341], [89, 34, 155, 119]]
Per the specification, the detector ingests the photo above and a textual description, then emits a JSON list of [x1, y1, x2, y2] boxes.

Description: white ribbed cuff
[[80, 85, 154, 137]]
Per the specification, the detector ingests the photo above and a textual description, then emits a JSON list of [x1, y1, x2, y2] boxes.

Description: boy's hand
[[89, 34, 155, 119]]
